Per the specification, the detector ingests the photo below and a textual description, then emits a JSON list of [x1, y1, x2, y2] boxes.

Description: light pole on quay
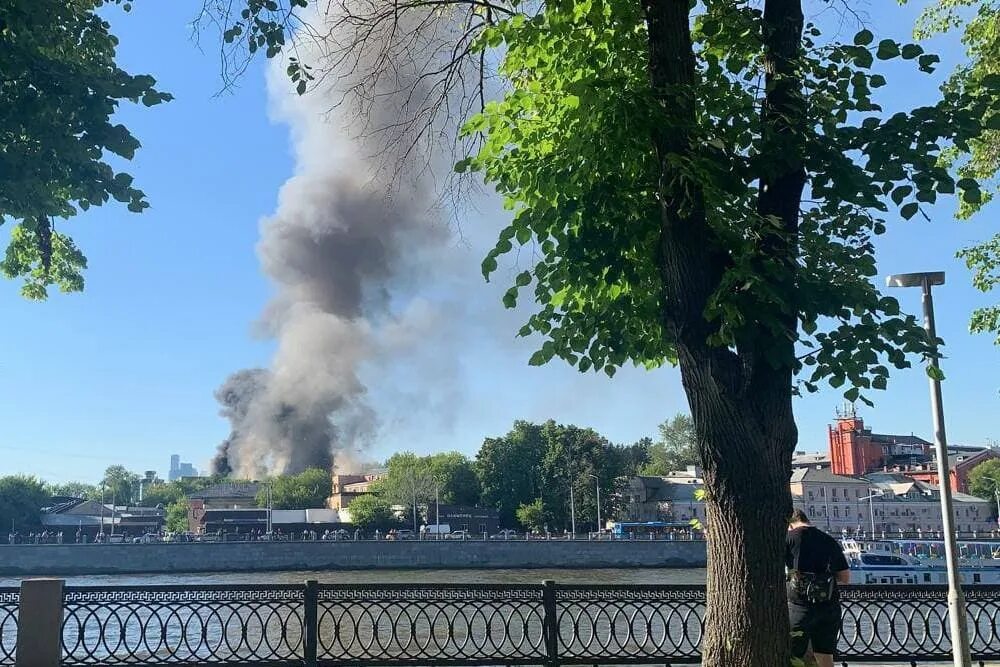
[[588, 474, 601, 535], [886, 270, 970, 667]]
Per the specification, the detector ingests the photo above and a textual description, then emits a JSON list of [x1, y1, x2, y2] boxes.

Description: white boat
[[841, 538, 1000, 585]]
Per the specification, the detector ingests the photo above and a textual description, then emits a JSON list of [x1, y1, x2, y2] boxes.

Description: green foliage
[[968, 459, 1000, 501], [0, 475, 50, 532], [0, 0, 171, 298], [642, 414, 699, 476], [458, 0, 995, 403], [910, 0, 1000, 341], [165, 500, 189, 533], [424, 452, 482, 506], [476, 421, 547, 527], [139, 476, 219, 508], [958, 234, 1000, 344], [375, 452, 438, 509], [514, 498, 544, 532], [47, 481, 99, 499], [101, 465, 140, 505], [255, 467, 332, 509], [347, 494, 400, 533], [477, 419, 647, 530]]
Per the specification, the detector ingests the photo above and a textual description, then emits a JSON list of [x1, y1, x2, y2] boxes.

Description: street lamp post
[[589, 474, 602, 535], [887, 270, 970, 667], [569, 485, 576, 536], [858, 491, 883, 537]]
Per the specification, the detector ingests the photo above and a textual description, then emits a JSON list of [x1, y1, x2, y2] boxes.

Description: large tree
[[0, 475, 50, 532], [347, 494, 400, 533], [642, 414, 699, 476], [101, 465, 140, 505], [425, 452, 482, 506], [0, 0, 171, 298], [476, 421, 546, 528], [968, 459, 1000, 503], [910, 0, 1000, 343], [210, 1, 997, 663], [256, 467, 332, 509]]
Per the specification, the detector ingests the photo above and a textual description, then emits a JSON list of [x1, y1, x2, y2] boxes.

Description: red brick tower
[[828, 407, 882, 476]]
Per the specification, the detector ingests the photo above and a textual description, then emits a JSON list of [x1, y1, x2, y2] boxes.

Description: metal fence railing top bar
[[1, 581, 999, 666]]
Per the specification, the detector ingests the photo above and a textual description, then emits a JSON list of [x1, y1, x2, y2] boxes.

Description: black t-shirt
[[786, 526, 849, 601]]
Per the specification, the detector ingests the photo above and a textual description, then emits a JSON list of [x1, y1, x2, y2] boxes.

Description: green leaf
[[876, 40, 900, 60], [844, 387, 860, 402], [927, 365, 945, 381], [515, 271, 532, 287], [853, 29, 874, 46], [900, 202, 919, 220], [296, 80, 307, 95], [900, 44, 923, 60], [890, 185, 912, 205]]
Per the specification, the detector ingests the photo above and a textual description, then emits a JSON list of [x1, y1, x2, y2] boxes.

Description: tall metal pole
[[595, 479, 602, 534], [869, 493, 875, 537], [921, 277, 971, 667], [267, 483, 273, 535], [436, 485, 440, 541], [570, 485, 576, 536]]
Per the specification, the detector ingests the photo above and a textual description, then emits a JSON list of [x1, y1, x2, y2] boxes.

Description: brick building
[[827, 410, 997, 494]]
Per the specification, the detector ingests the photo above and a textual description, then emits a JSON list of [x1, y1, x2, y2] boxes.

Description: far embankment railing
[[4, 581, 1000, 666]]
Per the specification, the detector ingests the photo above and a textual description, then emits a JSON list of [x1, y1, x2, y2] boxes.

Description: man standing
[[786, 509, 851, 667]]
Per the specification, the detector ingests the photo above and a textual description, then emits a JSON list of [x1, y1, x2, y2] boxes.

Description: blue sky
[[0, 0, 997, 484]]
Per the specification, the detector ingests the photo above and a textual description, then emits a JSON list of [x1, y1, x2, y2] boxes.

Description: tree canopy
[[0, 475, 49, 532], [101, 465, 140, 505], [911, 0, 1000, 344], [256, 467, 332, 509], [0, 0, 171, 298], [968, 458, 1000, 502], [642, 414, 699, 476], [347, 494, 400, 533]]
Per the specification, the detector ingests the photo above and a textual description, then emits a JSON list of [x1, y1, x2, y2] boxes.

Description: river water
[[0, 566, 706, 587]]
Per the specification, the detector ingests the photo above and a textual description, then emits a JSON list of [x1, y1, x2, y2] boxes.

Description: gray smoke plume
[[213, 3, 461, 478]]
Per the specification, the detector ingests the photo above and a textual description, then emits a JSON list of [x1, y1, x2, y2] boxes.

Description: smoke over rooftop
[[212, 4, 456, 478]]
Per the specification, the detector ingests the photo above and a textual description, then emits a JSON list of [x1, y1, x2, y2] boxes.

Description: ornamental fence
[[2, 581, 1000, 665]]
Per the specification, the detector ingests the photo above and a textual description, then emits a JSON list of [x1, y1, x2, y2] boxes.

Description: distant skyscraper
[[168, 455, 197, 481]]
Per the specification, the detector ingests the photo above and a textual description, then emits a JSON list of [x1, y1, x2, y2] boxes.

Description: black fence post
[[304, 579, 318, 667], [542, 579, 559, 667]]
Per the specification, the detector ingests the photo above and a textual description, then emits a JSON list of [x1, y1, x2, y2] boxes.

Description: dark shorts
[[789, 601, 842, 656]]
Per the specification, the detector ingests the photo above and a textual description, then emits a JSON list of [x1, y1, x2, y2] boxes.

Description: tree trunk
[[641, 0, 805, 665], [680, 348, 797, 666]]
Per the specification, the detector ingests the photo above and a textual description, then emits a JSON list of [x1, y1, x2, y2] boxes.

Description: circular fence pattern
[[316, 586, 547, 663], [60, 586, 303, 665], [0, 589, 18, 665]]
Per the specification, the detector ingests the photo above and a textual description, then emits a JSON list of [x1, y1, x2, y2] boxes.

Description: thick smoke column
[[213, 4, 452, 478]]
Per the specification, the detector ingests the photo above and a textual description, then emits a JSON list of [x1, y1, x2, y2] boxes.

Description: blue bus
[[611, 521, 693, 539]]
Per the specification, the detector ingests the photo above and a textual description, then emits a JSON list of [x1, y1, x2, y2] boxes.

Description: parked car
[[489, 529, 518, 540], [446, 530, 470, 540]]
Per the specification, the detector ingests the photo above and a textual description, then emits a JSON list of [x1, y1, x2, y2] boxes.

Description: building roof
[[870, 433, 932, 447], [188, 482, 261, 500], [792, 452, 830, 468], [790, 467, 869, 485]]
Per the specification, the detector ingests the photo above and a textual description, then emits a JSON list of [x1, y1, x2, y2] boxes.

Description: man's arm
[[835, 569, 851, 585]]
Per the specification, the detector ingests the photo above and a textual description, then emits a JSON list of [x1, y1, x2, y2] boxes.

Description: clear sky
[[0, 0, 996, 484]]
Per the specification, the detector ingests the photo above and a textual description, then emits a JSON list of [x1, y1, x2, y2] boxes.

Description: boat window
[[974, 573, 982, 584], [924, 574, 931, 583]]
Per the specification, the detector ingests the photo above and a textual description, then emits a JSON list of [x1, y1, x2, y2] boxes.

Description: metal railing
[[4, 582, 1000, 665], [0, 588, 17, 665]]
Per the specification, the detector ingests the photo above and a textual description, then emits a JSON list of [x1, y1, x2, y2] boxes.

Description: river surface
[[0, 566, 706, 587]]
